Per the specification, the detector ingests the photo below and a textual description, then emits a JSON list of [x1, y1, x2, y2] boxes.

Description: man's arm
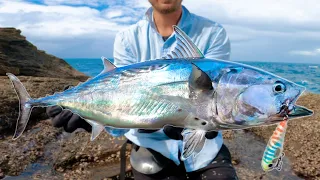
[[205, 27, 231, 60], [113, 31, 137, 66]]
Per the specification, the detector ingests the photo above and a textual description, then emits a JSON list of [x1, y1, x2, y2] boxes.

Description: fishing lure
[[261, 119, 288, 171]]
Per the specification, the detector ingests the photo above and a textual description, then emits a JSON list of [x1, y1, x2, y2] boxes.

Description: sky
[[0, 0, 320, 64]]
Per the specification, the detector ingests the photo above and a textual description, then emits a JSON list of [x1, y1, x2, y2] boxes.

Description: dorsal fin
[[99, 56, 117, 75], [162, 25, 204, 59]]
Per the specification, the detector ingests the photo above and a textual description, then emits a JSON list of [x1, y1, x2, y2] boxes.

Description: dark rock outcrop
[[0, 28, 88, 81], [0, 27, 90, 135]]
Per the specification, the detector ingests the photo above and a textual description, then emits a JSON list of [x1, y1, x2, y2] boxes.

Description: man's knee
[[189, 144, 238, 180]]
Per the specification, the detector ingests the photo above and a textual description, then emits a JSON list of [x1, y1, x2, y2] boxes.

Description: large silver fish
[[7, 26, 313, 160]]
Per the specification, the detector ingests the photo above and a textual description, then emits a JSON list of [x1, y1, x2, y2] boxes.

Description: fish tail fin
[[6, 73, 34, 140]]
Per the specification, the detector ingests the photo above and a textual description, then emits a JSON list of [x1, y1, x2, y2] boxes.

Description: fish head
[[232, 69, 313, 125], [214, 66, 313, 126]]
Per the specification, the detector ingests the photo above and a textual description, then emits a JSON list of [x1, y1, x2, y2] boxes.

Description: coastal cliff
[[0, 27, 89, 135], [0, 28, 87, 80]]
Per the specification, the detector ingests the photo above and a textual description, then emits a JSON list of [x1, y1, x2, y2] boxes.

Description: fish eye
[[273, 81, 286, 94], [268, 164, 273, 168]]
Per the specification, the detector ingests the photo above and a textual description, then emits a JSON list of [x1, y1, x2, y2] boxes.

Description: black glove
[[46, 105, 92, 133], [138, 126, 218, 140]]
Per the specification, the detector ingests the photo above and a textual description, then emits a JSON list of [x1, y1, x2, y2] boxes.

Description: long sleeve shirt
[[111, 5, 231, 172]]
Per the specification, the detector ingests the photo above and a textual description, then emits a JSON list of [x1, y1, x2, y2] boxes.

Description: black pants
[[132, 144, 238, 180]]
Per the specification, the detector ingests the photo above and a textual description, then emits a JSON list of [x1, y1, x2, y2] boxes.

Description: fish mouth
[[270, 99, 313, 122], [287, 105, 313, 118], [284, 88, 313, 119], [271, 104, 313, 122]]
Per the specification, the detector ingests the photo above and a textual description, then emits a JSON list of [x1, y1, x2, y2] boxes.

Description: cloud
[[104, 10, 123, 19], [42, 0, 105, 7], [0, 0, 126, 37], [0, 0, 149, 38], [290, 48, 320, 56], [0, 0, 137, 57], [101, 5, 146, 25], [0, 0, 319, 63], [181, 0, 320, 63], [183, 0, 320, 32]]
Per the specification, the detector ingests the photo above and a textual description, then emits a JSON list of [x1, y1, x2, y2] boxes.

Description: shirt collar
[[144, 5, 193, 31]]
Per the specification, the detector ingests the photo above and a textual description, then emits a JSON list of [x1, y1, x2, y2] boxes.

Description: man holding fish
[[18, 0, 307, 179], [47, 0, 238, 179], [7, 0, 311, 178]]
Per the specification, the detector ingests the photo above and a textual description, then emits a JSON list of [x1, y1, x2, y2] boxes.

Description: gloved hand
[[138, 126, 218, 140], [46, 105, 92, 133]]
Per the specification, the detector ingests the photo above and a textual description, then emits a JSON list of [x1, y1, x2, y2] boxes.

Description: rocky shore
[[0, 28, 319, 180]]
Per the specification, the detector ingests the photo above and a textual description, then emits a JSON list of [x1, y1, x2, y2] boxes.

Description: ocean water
[[65, 58, 320, 94]]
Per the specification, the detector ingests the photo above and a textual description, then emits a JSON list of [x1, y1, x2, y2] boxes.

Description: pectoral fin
[[180, 129, 206, 161], [84, 119, 104, 141], [189, 63, 213, 90]]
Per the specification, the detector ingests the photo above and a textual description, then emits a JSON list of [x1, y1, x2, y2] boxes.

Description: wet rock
[[0, 120, 62, 176]]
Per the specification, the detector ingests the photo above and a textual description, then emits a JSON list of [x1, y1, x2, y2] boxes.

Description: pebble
[[232, 159, 240, 165], [94, 157, 99, 161], [56, 167, 64, 172]]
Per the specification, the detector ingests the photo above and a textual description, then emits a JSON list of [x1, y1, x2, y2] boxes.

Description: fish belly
[[58, 91, 191, 129]]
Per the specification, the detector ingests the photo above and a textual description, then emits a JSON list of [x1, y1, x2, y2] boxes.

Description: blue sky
[[0, 0, 320, 64]]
